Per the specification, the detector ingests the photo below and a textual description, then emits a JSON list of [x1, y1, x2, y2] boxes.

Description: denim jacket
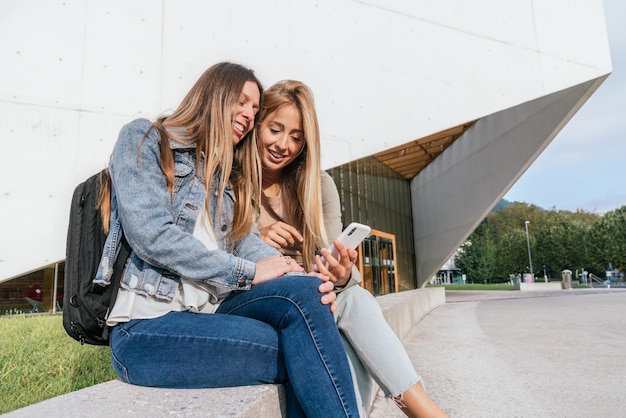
[[94, 118, 279, 301]]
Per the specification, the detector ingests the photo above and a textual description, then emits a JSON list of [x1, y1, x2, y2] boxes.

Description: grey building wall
[[411, 77, 608, 287]]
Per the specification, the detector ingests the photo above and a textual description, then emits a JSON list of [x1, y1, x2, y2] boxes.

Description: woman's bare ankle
[[393, 382, 448, 418]]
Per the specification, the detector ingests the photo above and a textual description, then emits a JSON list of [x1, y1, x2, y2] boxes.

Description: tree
[[495, 229, 529, 278], [534, 212, 591, 278], [590, 206, 626, 273], [455, 233, 496, 283], [453, 201, 625, 284]]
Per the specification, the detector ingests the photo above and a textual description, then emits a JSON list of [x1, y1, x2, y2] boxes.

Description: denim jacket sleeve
[[234, 224, 281, 262], [107, 119, 257, 298]]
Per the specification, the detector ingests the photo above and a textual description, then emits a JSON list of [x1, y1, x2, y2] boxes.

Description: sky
[[504, 0, 626, 214]]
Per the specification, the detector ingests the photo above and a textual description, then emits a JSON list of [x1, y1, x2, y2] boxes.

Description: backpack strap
[[101, 235, 132, 341]]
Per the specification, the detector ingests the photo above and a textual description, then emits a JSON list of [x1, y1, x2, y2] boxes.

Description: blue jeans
[[335, 285, 420, 414], [110, 275, 359, 417]]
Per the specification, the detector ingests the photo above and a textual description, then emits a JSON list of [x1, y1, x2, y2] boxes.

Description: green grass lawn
[[428, 283, 517, 291], [0, 314, 116, 414]]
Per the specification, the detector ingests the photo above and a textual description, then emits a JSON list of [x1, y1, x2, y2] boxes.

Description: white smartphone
[[327, 222, 371, 260]]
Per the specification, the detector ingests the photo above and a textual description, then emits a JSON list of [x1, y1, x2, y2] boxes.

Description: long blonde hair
[[101, 62, 263, 247], [258, 80, 328, 269]]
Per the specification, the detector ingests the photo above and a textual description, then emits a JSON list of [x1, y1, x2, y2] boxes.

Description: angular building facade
[[0, 1, 612, 299]]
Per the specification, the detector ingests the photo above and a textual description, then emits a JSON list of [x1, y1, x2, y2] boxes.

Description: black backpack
[[63, 169, 131, 345]]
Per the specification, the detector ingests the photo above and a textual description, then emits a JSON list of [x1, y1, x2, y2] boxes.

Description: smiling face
[[231, 80, 261, 145], [257, 104, 305, 174]]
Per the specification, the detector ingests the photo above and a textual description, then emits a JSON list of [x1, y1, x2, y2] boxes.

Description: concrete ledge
[[4, 288, 445, 418], [377, 287, 445, 341], [515, 282, 563, 291], [367, 287, 445, 412], [4, 380, 286, 418]]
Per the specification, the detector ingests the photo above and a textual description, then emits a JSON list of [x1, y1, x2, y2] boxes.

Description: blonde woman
[[257, 80, 448, 418], [96, 64, 359, 417]]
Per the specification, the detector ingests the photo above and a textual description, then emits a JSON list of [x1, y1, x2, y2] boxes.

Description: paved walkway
[[370, 288, 626, 418]]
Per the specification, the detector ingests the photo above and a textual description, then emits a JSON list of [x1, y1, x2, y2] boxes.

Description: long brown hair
[[257, 80, 328, 269], [100, 62, 264, 247]]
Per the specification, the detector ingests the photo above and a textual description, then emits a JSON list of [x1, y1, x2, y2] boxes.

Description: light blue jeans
[[335, 285, 420, 414], [110, 275, 359, 417]]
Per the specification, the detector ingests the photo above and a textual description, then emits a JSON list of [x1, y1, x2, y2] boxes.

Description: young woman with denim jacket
[[256, 80, 448, 418], [96, 63, 359, 417]]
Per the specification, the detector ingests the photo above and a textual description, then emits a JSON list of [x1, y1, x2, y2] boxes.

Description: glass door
[[360, 230, 397, 296]]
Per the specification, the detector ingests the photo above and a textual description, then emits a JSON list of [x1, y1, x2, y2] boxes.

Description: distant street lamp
[[524, 221, 533, 276]]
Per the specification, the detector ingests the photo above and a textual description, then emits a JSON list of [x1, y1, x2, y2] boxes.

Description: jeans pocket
[[110, 348, 131, 384], [117, 318, 143, 334]]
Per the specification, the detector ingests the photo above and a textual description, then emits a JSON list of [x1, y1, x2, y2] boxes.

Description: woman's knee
[[279, 274, 324, 299], [275, 275, 336, 319], [336, 285, 379, 313]]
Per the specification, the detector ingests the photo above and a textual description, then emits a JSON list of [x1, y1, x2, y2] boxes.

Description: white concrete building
[[0, 1, 612, 289]]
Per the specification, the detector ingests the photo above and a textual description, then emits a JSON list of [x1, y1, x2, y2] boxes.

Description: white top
[[107, 206, 228, 326]]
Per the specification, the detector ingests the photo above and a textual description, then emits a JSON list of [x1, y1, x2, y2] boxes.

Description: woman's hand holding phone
[[315, 239, 358, 287], [314, 223, 370, 286]]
